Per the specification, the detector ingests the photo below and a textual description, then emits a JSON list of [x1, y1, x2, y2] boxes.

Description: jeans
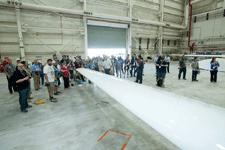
[[6, 76, 17, 93], [192, 71, 198, 81], [130, 66, 136, 76], [116, 68, 122, 78], [210, 70, 218, 82], [40, 74, 44, 85], [63, 77, 70, 88], [136, 72, 143, 83], [105, 69, 110, 75], [18, 85, 30, 110], [178, 67, 186, 79]]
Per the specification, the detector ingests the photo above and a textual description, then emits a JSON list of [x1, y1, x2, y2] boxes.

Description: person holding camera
[[44, 59, 57, 102], [12, 63, 32, 113], [210, 58, 220, 83], [31, 60, 41, 90], [191, 57, 200, 82]]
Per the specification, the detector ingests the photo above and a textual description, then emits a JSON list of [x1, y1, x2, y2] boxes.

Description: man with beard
[[44, 59, 57, 102]]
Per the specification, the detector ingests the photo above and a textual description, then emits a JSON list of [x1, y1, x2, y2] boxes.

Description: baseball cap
[[17, 63, 23, 67], [16, 58, 20, 61], [47, 59, 52, 62]]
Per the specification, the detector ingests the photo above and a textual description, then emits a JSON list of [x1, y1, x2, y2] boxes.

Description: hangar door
[[87, 25, 127, 49]]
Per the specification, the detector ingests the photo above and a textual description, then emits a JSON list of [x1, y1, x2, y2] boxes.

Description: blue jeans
[[178, 68, 186, 79], [40, 74, 44, 85], [18, 85, 30, 110]]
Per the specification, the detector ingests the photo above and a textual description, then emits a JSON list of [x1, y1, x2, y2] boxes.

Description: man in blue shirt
[[31, 60, 41, 90], [135, 57, 144, 84], [120, 57, 124, 74], [115, 57, 122, 78], [210, 58, 220, 83]]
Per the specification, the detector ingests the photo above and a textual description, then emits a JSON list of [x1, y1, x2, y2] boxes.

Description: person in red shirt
[[61, 61, 70, 90]]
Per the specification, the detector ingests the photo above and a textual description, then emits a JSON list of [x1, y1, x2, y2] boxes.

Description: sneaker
[[21, 109, 28, 113], [183, 78, 186, 80], [54, 93, 58, 95], [51, 98, 57, 102], [71, 84, 74, 86], [195, 80, 198, 82], [162, 85, 166, 88], [28, 97, 33, 99], [134, 81, 138, 83], [26, 105, 32, 108]]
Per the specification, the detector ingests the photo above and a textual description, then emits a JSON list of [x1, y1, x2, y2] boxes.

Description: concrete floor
[[0, 62, 224, 150]]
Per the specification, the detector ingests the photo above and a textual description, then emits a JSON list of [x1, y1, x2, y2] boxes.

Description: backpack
[[157, 78, 163, 87]]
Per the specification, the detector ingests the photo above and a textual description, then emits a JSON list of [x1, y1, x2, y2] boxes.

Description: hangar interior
[[0, 0, 225, 150]]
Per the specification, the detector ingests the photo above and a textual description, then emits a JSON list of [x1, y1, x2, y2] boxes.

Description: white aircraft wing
[[77, 68, 225, 150]]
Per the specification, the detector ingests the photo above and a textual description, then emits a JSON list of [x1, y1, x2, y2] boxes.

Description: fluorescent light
[[87, 20, 128, 28]]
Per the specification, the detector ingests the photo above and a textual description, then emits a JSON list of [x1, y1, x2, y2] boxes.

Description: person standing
[[53, 54, 59, 63], [31, 60, 41, 90], [178, 55, 186, 80], [166, 55, 170, 73], [191, 57, 199, 82], [53, 61, 61, 95], [115, 57, 122, 78], [156, 57, 168, 87], [130, 54, 138, 77], [12, 63, 32, 112], [98, 58, 104, 73], [21, 61, 33, 102], [124, 56, 130, 78], [44, 59, 57, 102], [4, 59, 17, 94], [66, 55, 71, 64], [210, 58, 220, 83], [39, 65, 45, 86], [61, 61, 70, 89], [68, 60, 74, 81], [135, 57, 144, 84], [60, 55, 67, 65], [104, 56, 112, 75], [16, 58, 21, 66]]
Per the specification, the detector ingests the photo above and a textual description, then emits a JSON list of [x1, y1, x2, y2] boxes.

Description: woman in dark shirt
[[12, 63, 32, 112]]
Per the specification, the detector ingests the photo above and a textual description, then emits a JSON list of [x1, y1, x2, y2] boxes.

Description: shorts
[[47, 82, 55, 93], [157, 72, 166, 79], [124, 65, 129, 71]]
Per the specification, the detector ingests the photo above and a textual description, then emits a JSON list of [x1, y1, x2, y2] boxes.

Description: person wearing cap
[[135, 57, 144, 84], [31, 60, 41, 90], [4, 59, 17, 94], [178, 55, 187, 80], [11, 63, 32, 112], [191, 57, 200, 82], [16, 58, 21, 66], [44, 59, 57, 102]]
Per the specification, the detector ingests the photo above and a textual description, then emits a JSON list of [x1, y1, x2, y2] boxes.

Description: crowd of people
[[153, 54, 220, 87], [3, 53, 220, 113]]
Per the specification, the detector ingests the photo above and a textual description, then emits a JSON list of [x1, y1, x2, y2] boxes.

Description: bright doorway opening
[[88, 48, 126, 59]]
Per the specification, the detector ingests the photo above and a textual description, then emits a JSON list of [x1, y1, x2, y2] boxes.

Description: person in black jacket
[[135, 57, 144, 84], [12, 63, 32, 113], [130, 54, 138, 77], [156, 57, 168, 87]]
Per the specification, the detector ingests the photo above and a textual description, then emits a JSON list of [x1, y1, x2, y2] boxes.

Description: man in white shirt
[[44, 59, 57, 102], [103, 56, 112, 75]]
